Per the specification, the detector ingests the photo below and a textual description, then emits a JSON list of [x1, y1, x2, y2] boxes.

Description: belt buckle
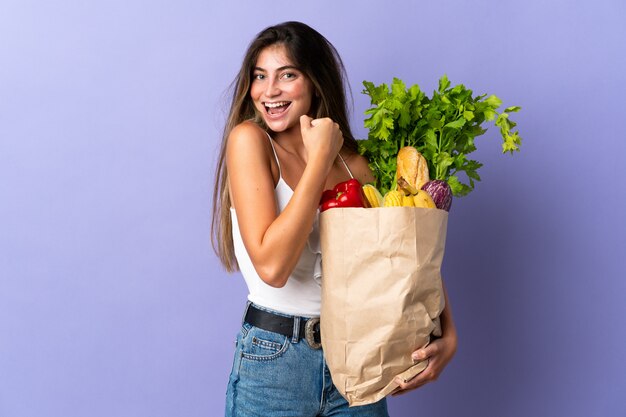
[[304, 317, 321, 349]]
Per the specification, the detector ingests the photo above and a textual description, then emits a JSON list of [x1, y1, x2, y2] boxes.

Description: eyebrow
[[253, 65, 299, 72]]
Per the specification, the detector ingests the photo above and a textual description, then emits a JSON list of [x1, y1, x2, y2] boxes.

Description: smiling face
[[250, 44, 315, 134]]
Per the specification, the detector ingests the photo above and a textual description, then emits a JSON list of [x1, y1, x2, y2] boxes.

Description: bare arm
[[227, 116, 343, 287]]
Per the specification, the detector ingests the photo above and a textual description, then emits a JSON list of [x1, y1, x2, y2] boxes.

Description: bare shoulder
[[343, 150, 376, 185], [228, 121, 268, 147], [226, 121, 276, 184], [226, 121, 271, 163]]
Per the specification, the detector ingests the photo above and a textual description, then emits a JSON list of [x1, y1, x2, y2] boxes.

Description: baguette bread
[[397, 146, 430, 190]]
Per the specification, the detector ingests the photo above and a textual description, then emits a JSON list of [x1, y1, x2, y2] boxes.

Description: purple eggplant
[[421, 180, 453, 211]]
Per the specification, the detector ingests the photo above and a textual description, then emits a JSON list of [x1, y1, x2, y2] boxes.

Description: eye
[[253, 73, 265, 81], [281, 72, 296, 80]]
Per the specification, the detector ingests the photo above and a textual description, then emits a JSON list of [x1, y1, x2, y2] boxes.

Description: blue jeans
[[225, 304, 389, 417]]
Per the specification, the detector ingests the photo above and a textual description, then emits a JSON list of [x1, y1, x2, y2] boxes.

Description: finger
[[411, 349, 427, 361], [311, 117, 334, 127], [300, 115, 313, 130], [392, 370, 433, 395], [409, 372, 437, 390], [334, 123, 343, 139], [392, 376, 425, 396], [391, 377, 407, 396], [408, 362, 441, 388], [412, 340, 440, 361], [310, 118, 320, 127]]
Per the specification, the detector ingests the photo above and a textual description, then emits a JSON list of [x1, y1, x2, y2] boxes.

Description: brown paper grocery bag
[[319, 206, 448, 406]]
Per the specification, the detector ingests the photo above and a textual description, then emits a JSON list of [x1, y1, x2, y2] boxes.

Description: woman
[[211, 21, 457, 416]]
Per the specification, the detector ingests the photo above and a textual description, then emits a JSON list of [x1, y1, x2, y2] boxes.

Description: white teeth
[[265, 102, 289, 108]]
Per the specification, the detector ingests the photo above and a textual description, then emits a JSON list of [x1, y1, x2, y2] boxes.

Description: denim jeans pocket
[[240, 323, 289, 361]]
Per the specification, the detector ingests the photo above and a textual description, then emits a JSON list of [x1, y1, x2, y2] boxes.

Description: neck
[[272, 127, 308, 161]]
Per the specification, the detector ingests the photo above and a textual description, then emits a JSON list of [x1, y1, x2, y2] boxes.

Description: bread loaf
[[396, 146, 430, 190]]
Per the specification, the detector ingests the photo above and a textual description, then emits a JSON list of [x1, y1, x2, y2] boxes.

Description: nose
[[264, 77, 280, 97]]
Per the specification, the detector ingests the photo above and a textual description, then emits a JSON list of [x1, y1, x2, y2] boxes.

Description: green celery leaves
[[358, 75, 523, 196]]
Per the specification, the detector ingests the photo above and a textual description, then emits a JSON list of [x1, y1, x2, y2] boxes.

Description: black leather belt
[[244, 304, 322, 349]]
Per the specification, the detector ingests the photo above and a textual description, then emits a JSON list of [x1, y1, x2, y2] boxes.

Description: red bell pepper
[[319, 178, 369, 212]]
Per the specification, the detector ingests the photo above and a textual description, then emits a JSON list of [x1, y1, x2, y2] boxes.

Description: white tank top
[[230, 132, 352, 317]]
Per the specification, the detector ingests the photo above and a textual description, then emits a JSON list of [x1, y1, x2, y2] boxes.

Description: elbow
[[256, 264, 290, 288]]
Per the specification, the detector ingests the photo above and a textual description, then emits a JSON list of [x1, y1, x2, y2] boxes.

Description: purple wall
[[1, 1, 625, 416]]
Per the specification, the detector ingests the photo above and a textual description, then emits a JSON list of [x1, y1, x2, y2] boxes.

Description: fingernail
[[412, 350, 424, 360]]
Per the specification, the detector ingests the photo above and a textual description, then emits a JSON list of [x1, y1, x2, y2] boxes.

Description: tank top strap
[[265, 131, 282, 178], [266, 131, 353, 181], [338, 153, 354, 179]]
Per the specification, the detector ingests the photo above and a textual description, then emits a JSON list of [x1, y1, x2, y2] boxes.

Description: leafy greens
[[358, 75, 522, 196]]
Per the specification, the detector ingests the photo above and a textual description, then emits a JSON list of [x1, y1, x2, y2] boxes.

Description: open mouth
[[264, 101, 291, 116]]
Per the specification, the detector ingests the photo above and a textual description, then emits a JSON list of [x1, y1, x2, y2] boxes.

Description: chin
[[264, 118, 299, 133]]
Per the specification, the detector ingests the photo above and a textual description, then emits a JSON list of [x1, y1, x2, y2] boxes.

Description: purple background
[[1, 1, 625, 416]]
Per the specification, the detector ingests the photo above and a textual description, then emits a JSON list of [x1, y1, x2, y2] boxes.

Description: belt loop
[[241, 301, 252, 325], [292, 316, 301, 343]]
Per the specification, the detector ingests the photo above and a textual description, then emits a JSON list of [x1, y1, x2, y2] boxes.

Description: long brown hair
[[211, 21, 357, 272]]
